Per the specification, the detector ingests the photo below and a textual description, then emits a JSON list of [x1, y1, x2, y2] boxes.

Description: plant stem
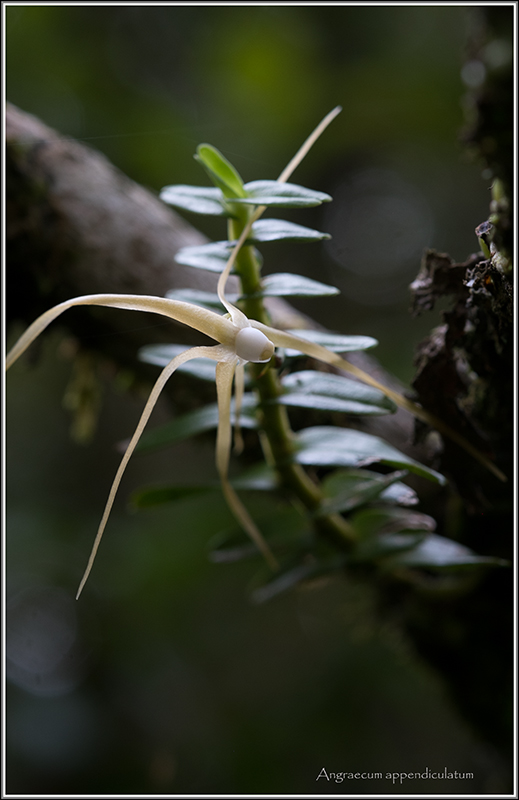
[[228, 214, 356, 550], [221, 107, 355, 551]]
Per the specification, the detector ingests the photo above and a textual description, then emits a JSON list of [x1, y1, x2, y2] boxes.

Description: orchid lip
[[235, 326, 275, 363]]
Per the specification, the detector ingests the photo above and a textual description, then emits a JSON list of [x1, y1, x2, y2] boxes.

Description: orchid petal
[[215, 360, 278, 570], [249, 322, 506, 482], [277, 106, 342, 184], [233, 361, 246, 455], [216, 225, 255, 326], [214, 360, 237, 480], [248, 322, 406, 400], [76, 344, 229, 598], [6, 294, 238, 371]]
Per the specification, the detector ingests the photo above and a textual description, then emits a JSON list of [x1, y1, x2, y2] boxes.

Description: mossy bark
[[381, 5, 514, 769]]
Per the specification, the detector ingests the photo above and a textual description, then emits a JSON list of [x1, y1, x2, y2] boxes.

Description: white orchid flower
[[6, 289, 281, 594], [6, 107, 504, 598], [5, 108, 342, 596]]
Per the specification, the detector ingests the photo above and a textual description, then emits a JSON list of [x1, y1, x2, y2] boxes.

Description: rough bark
[[401, 246, 513, 761], [383, 6, 514, 774], [6, 102, 223, 362]]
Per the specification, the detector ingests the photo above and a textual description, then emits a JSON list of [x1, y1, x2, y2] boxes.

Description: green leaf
[[235, 180, 332, 208], [349, 506, 436, 539], [253, 273, 339, 299], [385, 534, 510, 570], [138, 344, 219, 381], [379, 481, 418, 507], [295, 426, 447, 485], [174, 241, 234, 271], [328, 502, 434, 563], [319, 469, 414, 514], [131, 465, 277, 510], [160, 185, 228, 216], [195, 144, 246, 199], [135, 395, 258, 453], [278, 371, 396, 415], [178, 273, 337, 301], [174, 241, 263, 273], [353, 532, 426, 562], [285, 329, 379, 354], [248, 219, 331, 243]]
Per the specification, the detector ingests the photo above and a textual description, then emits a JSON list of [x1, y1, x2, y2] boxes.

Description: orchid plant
[[6, 108, 506, 600]]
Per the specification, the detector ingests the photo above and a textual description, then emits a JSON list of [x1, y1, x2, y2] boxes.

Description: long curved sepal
[[214, 360, 278, 570], [6, 294, 238, 372], [76, 344, 227, 598], [251, 322, 507, 483]]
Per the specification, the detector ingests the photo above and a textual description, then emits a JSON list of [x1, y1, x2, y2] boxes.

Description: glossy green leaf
[[174, 241, 263, 273], [235, 180, 332, 207], [318, 469, 413, 514], [248, 219, 331, 243], [385, 534, 509, 570], [279, 371, 396, 415], [379, 481, 418, 507], [353, 532, 426, 562], [295, 426, 447, 484], [160, 185, 228, 216], [174, 241, 234, 271], [195, 144, 246, 199], [284, 329, 379, 354], [253, 273, 339, 299], [135, 395, 258, 453], [349, 506, 436, 539]]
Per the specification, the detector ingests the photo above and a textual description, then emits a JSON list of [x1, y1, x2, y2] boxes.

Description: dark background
[[6, 5, 509, 794]]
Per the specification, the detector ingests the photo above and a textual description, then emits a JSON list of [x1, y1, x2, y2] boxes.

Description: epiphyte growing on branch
[[6, 107, 505, 599]]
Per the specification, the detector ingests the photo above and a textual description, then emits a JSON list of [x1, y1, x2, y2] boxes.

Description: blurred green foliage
[[6, 5, 510, 794]]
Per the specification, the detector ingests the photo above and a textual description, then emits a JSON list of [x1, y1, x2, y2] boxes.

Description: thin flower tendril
[[76, 344, 231, 598]]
